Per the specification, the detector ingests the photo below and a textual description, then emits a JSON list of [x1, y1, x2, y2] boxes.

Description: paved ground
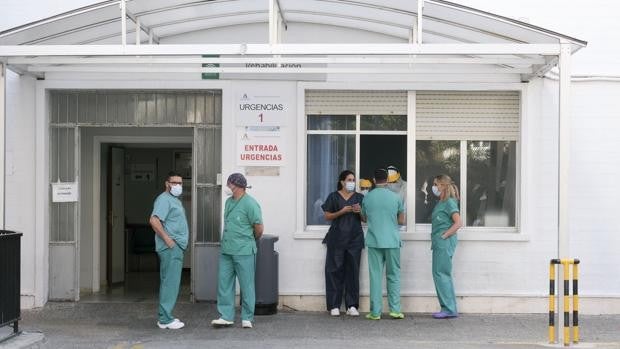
[[1, 302, 619, 349]]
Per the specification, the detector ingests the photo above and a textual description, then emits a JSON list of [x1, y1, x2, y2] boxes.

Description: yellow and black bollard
[[572, 260, 580, 344], [549, 258, 580, 346], [549, 260, 557, 343]]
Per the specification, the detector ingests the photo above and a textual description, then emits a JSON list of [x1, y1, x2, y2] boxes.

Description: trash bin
[[0, 230, 22, 339], [255, 234, 279, 315]]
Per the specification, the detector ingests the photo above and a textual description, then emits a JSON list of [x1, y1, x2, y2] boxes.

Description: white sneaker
[[157, 318, 185, 329], [211, 318, 234, 327], [346, 307, 360, 316], [330, 308, 340, 316], [242, 320, 253, 328]]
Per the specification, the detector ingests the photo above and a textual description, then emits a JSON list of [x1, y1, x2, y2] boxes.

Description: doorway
[[82, 142, 193, 302]]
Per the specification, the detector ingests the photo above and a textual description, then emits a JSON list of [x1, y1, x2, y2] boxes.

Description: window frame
[[306, 114, 407, 227], [295, 84, 529, 242]]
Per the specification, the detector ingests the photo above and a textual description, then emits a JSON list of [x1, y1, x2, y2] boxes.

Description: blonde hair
[[435, 174, 460, 201]]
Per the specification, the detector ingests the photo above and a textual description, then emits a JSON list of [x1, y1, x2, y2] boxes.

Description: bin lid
[[260, 234, 279, 242]]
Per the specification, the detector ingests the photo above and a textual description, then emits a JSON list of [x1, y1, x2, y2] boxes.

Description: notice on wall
[[237, 127, 284, 166], [52, 182, 79, 202], [235, 84, 294, 126]]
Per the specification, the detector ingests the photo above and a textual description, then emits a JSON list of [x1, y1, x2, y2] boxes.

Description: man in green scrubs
[[212, 173, 264, 329], [361, 168, 406, 320], [150, 171, 189, 330]]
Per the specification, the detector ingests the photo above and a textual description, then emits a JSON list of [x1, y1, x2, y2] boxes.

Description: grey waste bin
[[255, 234, 279, 315]]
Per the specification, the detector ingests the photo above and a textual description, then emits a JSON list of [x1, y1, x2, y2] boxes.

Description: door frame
[[92, 135, 193, 293]]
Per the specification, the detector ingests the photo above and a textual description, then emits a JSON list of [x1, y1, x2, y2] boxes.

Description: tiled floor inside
[[80, 270, 191, 303]]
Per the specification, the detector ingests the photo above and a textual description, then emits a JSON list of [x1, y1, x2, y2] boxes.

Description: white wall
[[569, 80, 620, 296], [5, 70, 37, 308]]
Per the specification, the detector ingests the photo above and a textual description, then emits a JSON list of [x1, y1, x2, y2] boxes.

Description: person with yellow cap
[[361, 168, 406, 320], [387, 165, 407, 217], [359, 178, 372, 196]]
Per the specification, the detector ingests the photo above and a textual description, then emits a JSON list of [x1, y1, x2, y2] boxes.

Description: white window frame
[[295, 82, 530, 242], [306, 114, 408, 227]]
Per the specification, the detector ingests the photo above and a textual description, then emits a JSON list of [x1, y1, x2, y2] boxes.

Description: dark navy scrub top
[[321, 191, 365, 249]]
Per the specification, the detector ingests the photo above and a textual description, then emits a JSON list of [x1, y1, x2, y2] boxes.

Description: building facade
[[1, 0, 618, 314]]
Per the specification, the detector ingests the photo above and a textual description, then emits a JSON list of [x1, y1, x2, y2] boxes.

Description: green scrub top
[[151, 192, 189, 252], [221, 193, 263, 255], [431, 197, 459, 253], [361, 187, 404, 248]]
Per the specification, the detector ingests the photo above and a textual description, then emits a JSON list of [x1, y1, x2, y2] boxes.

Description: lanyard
[[224, 194, 245, 221]]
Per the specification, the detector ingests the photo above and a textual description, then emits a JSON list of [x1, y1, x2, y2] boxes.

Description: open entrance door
[[107, 147, 125, 285]]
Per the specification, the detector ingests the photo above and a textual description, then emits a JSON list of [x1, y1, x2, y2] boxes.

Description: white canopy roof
[[0, 0, 587, 80]]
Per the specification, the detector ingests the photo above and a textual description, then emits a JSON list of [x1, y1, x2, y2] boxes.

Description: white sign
[[235, 84, 294, 126], [237, 128, 284, 166], [52, 182, 79, 202]]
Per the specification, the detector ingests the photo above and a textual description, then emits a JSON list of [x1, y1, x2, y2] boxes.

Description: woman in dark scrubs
[[322, 170, 365, 316]]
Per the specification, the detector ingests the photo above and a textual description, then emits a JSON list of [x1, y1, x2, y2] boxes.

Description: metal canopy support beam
[[7, 56, 546, 65], [126, 10, 160, 45], [269, 0, 282, 45], [135, 17, 141, 45], [0, 43, 561, 56], [556, 40, 572, 345], [417, 0, 424, 43], [0, 63, 5, 229], [25, 65, 533, 74], [120, 0, 127, 46]]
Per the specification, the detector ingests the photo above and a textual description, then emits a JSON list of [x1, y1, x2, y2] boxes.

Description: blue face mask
[[345, 182, 356, 192], [432, 185, 441, 197], [170, 184, 183, 197]]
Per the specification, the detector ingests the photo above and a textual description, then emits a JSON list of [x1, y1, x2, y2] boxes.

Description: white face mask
[[432, 185, 441, 197], [360, 189, 369, 196], [170, 184, 183, 197], [224, 187, 233, 196], [345, 181, 356, 192]]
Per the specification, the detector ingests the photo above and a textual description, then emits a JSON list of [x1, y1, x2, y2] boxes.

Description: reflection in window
[[467, 141, 516, 227], [306, 134, 355, 225], [307, 115, 355, 130], [415, 140, 461, 224], [360, 115, 407, 131]]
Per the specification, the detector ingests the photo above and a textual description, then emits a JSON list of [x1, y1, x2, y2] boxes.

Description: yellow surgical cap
[[359, 179, 372, 188]]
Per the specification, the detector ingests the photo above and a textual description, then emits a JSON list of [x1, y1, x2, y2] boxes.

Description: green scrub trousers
[[217, 253, 256, 322], [157, 244, 184, 324], [368, 247, 401, 315], [432, 248, 457, 314]]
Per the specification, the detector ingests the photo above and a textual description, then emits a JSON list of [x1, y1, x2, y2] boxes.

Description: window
[[415, 140, 516, 227], [466, 141, 516, 227], [306, 114, 407, 225]]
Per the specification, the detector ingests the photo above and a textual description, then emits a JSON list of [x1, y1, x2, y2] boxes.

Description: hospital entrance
[[47, 90, 222, 303], [80, 143, 193, 302]]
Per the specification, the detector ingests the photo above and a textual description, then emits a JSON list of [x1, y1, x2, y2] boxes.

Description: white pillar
[[0, 63, 5, 229], [120, 0, 127, 46], [135, 17, 141, 46], [557, 40, 572, 345], [269, 0, 277, 45], [417, 0, 424, 43], [558, 41, 571, 260]]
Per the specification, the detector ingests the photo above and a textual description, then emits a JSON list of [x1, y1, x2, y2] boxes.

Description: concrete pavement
[[1, 302, 619, 348]]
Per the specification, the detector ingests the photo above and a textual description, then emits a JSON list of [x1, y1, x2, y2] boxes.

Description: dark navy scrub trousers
[[321, 191, 365, 311]]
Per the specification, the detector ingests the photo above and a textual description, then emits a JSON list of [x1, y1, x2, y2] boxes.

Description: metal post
[[120, 0, 127, 46], [562, 260, 570, 346], [549, 260, 556, 343], [135, 17, 141, 46], [0, 63, 5, 230], [572, 260, 580, 344], [417, 0, 424, 43], [269, 0, 277, 45], [557, 40, 572, 346]]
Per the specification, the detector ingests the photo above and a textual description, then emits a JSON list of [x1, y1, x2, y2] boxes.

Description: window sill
[[295, 225, 529, 242]]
